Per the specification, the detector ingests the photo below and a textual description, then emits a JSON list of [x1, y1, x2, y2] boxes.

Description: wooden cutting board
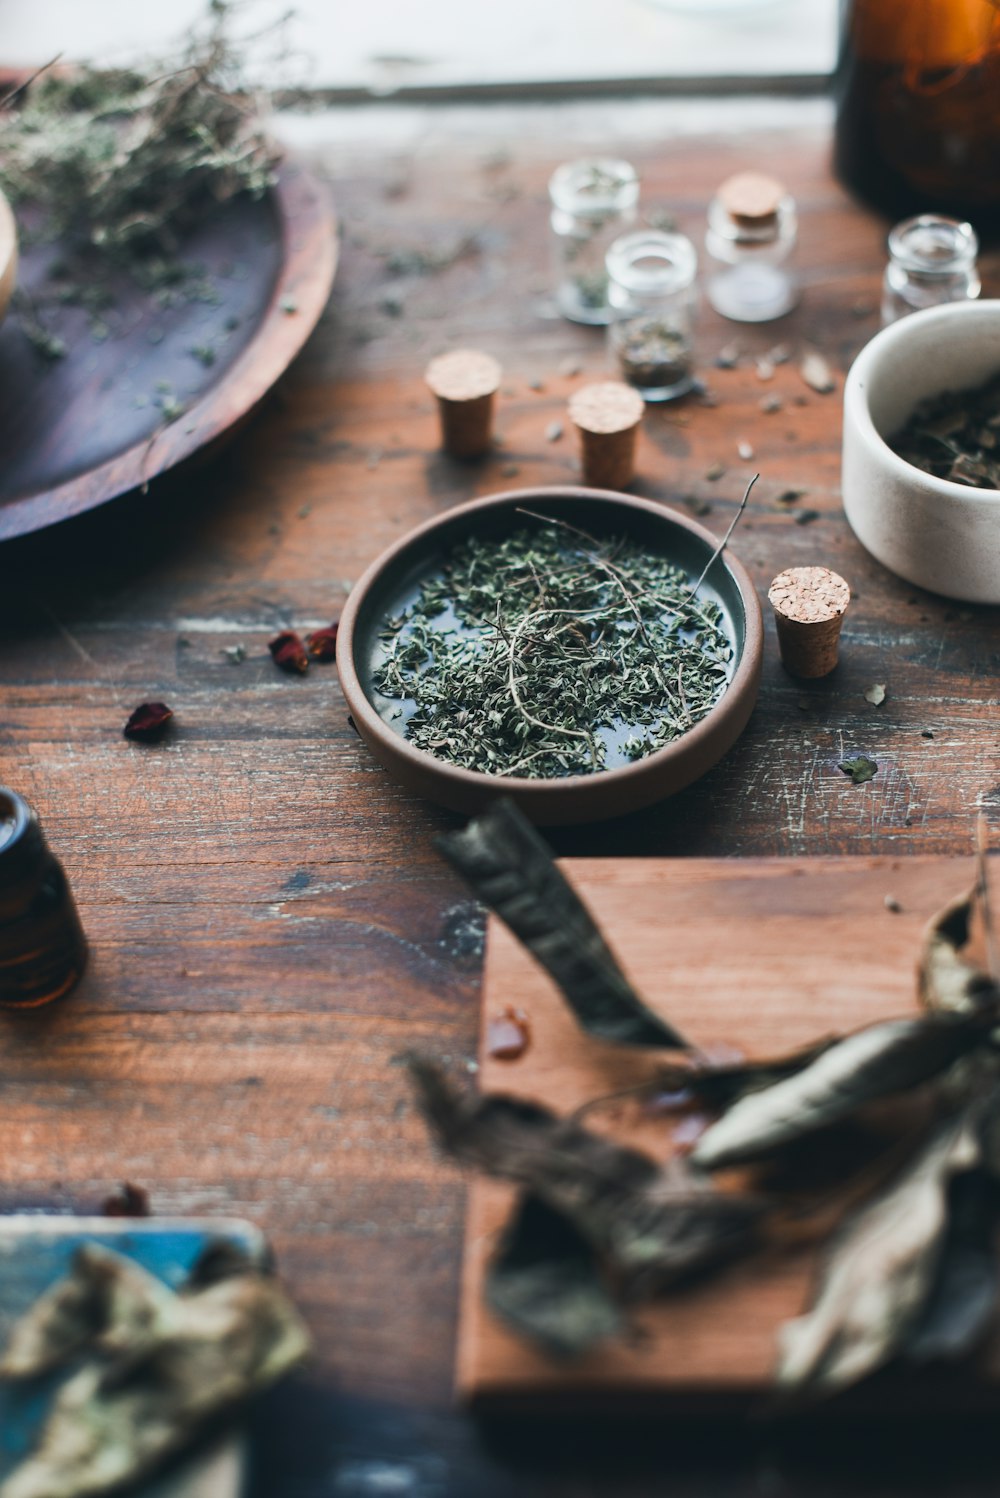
[[458, 855, 1000, 1406]]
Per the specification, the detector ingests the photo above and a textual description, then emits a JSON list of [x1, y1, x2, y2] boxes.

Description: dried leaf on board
[[777, 1112, 980, 1397], [903, 1166, 999, 1364], [918, 886, 997, 1016], [0, 1243, 309, 1498], [653, 1037, 837, 1115], [409, 1058, 763, 1294], [437, 800, 689, 1050], [692, 1012, 992, 1172], [486, 1194, 623, 1359]]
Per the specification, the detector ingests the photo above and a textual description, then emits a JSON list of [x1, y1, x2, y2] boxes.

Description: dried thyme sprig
[[373, 520, 734, 779], [0, 3, 280, 267]]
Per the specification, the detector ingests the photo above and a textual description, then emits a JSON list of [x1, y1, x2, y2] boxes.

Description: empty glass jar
[[606, 230, 698, 402], [705, 171, 798, 323], [549, 158, 639, 325], [881, 214, 981, 325]]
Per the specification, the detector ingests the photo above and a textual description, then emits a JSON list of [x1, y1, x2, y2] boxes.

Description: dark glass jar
[[835, 0, 1000, 226], [0, 787, 87, 1008]]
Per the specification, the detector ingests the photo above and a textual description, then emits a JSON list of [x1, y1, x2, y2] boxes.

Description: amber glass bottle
[[0, 787, 87, 1008], [835, 0, 1000, 225]]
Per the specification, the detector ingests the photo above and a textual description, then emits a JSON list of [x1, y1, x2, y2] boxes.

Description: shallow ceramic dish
[[0, 189, 17, 327], [336, 487, 763, 825], [842, 300, 1000, 603]]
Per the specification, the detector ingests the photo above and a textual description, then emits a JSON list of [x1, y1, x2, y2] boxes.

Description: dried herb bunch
[[413, 801, 1000, 1397], [0, 1, 279, 270], [891, 372, 1000, 490], [373, 516, 733, 779]]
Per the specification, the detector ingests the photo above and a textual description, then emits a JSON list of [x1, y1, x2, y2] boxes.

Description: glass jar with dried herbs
[[605, 230, 698, 402], [549, 158, 640, 325]]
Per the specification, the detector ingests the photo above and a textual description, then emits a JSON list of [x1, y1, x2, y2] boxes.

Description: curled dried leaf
[[918, 885, 996, 1016], [838, 756, 877, 785], [438, 800, 688, 1050], [486, 1194, 622, 1359], [652, 1037, 837, 1115], [777, 1113, 980, 1397], [409, 1058, 763, 1295], [692, 1013, 992, 1172]]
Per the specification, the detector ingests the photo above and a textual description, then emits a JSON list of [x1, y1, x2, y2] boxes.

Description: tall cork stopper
[[568, 381, 645, 490], [425, 349, 501, 458], [768, 566, 851, 678]]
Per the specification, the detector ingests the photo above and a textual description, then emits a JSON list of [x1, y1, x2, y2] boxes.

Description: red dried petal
[[123, 702, 173, 741], [102, 1182, 151, 1217], [269, 631, 309, 674], [486, 1006, 531, 1061], [306, 622, 340, 661]]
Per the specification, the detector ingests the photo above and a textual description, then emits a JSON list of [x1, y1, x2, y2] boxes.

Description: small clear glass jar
[[705, 171, 797, 323], [606, 230, 698, 402], [549, 158, 639, 325], [881, 215, 980, 326]]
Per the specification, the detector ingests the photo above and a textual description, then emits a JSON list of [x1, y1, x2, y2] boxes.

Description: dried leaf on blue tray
[[692, 1012, 992, 1172], [0, 1243, 309, 1498], [409, 1058, 763, 1295], [437, 800, 689, 1050], [777, 1112, 980, 1397], [918, 885, 996, 1016], [486, 1194, 623, 1359]]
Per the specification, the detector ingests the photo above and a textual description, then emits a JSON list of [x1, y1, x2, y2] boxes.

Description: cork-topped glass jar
[[549, 158, 640, 325], [705, 171, 798, 323]]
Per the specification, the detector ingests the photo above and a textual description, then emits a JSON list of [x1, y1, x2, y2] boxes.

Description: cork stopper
[[568, 381, 645, 490], [717, 171, 785, 229], [768, 566, 851, 678], [425, 349, 501, 458]]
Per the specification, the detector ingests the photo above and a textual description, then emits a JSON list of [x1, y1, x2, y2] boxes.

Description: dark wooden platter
[[0, 157, 337, 540]]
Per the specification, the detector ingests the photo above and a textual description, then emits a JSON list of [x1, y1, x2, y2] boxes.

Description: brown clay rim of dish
[[336, 486, 763, 806]]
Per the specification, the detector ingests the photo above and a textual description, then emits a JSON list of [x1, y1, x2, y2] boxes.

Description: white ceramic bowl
[[842, 299, 1000, 603], [0, 188, 17, 327]]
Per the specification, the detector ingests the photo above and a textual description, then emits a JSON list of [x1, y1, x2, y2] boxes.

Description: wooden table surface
[[2, 103, 1000, 1495]]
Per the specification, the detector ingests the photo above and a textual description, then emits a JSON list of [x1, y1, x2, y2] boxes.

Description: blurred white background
[[2, 0, 838, 91]]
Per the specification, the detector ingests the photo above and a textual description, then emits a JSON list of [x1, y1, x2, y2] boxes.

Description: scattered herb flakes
[[500, 463, 521, 478], [123, 702, 173, 742], [769, 343, 792, 366], [280, 296, 299, 315], [220, 643, 246, 664], [756, 357, 775, 382], [922, 729, 935, 739], [838, 755, 878, 785], [373, 521, 734, 779], [684, 495, 712, 517], [440, 800, 690, 1050], [884, 895, 903, 914], [189, 343, 216, 367], [705, 462, 726, 482], [545, 419, 564, 443], [800, 351, 836, 394], [864, 683, 887, 706], [737, 440, 754, 461], [306, 623, 340, 662], [715, 342, 741, 370], [794, 508, 820, 525], [268, 631, 309, 675], [759, 394, 783, 414], [558, 356, 582, 378]]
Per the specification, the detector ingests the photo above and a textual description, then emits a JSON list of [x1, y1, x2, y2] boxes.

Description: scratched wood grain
[[0, 116, 999, 1496]]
